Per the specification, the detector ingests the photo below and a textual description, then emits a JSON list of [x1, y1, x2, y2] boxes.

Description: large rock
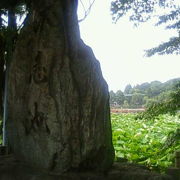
[[6, 0, 114, 173]]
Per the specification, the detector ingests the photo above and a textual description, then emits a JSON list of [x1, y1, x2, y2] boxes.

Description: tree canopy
[[111, 0, 180, 56]]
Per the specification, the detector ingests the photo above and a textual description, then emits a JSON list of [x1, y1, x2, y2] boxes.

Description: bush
[[111, 113, 180, 172], [137, 82, 180, 120]]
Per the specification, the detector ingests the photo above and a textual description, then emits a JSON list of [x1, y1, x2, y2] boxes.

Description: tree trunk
[[0, 14, 4, 119], [2, 6, 17, 144], [0, 35, 4, 120], [7, 0, 114, 173]]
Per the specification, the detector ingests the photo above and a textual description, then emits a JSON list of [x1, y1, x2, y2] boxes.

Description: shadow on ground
[[0, 155, 175, 180]]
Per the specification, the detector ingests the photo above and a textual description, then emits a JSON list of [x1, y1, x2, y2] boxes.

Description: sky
[[78, 0, 180, 92]]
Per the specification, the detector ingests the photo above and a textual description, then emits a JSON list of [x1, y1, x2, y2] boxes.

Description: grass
[[111, 113, 180, 172]]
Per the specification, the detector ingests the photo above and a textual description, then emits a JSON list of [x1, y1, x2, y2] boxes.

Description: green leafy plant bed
[[111, 113, 180, 172]]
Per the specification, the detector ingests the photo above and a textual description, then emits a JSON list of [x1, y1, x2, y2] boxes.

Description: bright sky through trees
[[78, 0, 180, 91]]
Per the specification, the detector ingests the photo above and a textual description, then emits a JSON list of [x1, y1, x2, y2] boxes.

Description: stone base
[[0, 155, 174, 180], [166, 167, 180, 180], [0, 146, 8, 156]]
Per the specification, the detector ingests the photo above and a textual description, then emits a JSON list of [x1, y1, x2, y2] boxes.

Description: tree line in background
[[109, 78, 180, 109]]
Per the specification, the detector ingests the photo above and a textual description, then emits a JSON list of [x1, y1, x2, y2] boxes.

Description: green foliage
[[116, 90, 125, 105], [137, 81, 180, 119], [111, 113, 180, 172], [131, 93, 144, 107], [110, 90, 125, 107], [146, 36, 180, 56], [111, 0, 180, 56], [111, 0, 156, 24], [146, 6, 180, 56], [110, 78, 180, 109], [124, 84, 132, 94]]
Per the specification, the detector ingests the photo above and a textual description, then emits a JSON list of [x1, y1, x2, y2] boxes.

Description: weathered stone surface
[[0, 156, 173, 180], [7, 0, 114, 173], [166, 167, 180, 180]]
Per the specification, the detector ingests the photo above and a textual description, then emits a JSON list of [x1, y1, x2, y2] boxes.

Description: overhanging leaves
[[111, 0, 180, 56], [145, 36, 180, 56]]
